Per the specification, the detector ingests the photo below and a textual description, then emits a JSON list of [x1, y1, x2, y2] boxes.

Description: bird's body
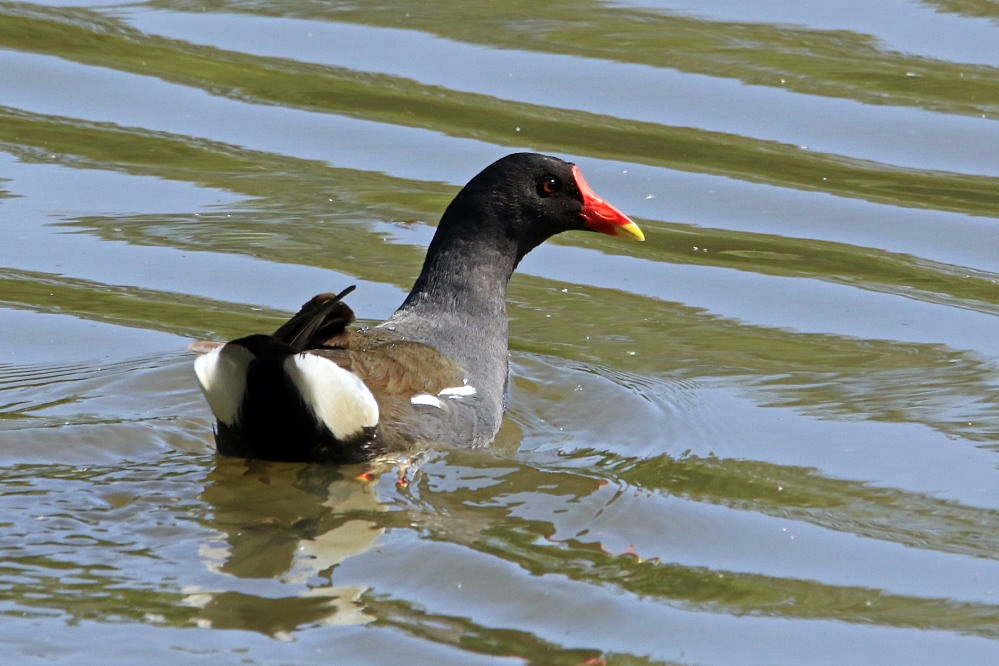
[[194, 153, 642, 463]]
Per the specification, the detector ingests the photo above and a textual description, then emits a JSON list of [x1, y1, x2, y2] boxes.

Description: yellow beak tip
[[617, 221, 645, 242]]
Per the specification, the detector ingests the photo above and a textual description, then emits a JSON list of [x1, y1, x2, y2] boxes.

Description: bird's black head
[[438, 152, 643, 262]]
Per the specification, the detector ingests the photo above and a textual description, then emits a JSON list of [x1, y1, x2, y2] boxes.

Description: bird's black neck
[[398, 193, 522, 324], [400, 236, 516, 321]]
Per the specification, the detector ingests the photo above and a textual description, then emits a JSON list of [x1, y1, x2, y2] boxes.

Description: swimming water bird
[[193, 153, 643, 463]]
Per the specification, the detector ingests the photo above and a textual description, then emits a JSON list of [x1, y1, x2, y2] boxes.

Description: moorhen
[[194, 152, 643, 463]]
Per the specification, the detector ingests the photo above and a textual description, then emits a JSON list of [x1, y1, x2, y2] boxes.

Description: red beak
[[573, 165, 644, 241]]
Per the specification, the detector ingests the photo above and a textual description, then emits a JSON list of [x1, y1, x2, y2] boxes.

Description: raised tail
[[193, 332, 382, 464]]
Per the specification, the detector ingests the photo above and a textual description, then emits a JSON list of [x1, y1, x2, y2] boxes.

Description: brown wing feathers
[[274, 286, 469, 410]]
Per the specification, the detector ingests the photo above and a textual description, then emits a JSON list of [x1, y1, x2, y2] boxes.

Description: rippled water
[[2, 1, 999, 664]]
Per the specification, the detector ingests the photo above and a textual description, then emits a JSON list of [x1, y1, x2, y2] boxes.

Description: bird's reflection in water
[[184, 455, 403, 636]]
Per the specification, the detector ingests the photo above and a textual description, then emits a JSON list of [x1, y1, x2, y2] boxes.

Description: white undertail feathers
[[194, 345, 379, 440], [283, 353, 379, 440]]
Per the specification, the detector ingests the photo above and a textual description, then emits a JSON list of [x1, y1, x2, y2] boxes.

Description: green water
[[2, 1, 999, 664]]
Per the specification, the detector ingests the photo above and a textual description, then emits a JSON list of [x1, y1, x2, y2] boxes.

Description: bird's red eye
[[537, 176, 559, 196]]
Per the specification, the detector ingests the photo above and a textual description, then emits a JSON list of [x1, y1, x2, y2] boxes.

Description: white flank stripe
[[410, 394, 443, 409], [193, 344, 255, 426], [438, 384, 477, 397], [283, 353, 379, 440]]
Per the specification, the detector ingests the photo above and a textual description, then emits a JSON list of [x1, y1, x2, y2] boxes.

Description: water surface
[[2, 1, 999, 664]]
